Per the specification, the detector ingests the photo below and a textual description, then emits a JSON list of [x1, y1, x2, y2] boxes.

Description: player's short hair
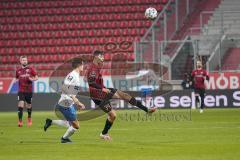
[[72, 58, 83, 69], [93, 50, 104, 56], [20, 55, 27, 59], [196, 60, 202, 64]]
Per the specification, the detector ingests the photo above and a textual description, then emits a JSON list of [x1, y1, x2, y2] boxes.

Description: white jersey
[[58, 70, 81, 107]]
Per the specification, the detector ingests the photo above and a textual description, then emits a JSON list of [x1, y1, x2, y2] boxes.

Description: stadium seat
[[0, 0, 173, 77]]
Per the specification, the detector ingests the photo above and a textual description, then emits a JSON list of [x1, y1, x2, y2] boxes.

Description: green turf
[[0, 109, 240, 160]]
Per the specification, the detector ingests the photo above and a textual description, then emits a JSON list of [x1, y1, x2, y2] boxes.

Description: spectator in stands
[[181, 73, 192, 89]]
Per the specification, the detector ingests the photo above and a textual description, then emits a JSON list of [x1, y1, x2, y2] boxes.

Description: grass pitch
[[0, 109, 239, 160]]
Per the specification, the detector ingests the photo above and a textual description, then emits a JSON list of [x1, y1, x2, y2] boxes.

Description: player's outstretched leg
[[112, 90, 157, 113], [100, 109, 116, 141], [44, 115, 79, 143], [44, 119, 70, 131], [44, 118, 52, 131]]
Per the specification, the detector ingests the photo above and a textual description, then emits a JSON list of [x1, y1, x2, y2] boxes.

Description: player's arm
[[29, 67, 38, 81], [29, 75, 38, 81], [190, 71, 195, 83], [205, 70, 210, 81], [61, 75, 75, 94], [61, 84, 68, 94], [70, 95, 85, 110], [189, 71, 196, 87], [15, 70, 19, 81]]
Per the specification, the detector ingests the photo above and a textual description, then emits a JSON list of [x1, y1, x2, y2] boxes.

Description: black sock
[[200, 95, 204, 109], [102, 119, 113, 135], [129, 97, 148, 112], [195, 96, 200, 105], [27, 108, 32, 118], [18, 107, 23, 121]]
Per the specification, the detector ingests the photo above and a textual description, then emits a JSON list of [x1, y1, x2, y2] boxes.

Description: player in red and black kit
[[191, 60, 209, 113], [16, 56, 38, 127], [86, 50, 157, 140]]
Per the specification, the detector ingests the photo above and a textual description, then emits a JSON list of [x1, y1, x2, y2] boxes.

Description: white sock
[[52, 120, 70, 128], [63, 126, 77, 139]]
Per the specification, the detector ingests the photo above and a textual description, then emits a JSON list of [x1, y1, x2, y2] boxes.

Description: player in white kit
[[44, 58, 85, 143]]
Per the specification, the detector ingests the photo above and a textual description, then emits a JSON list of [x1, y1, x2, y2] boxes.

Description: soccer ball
[[145, 7, 158, 20]]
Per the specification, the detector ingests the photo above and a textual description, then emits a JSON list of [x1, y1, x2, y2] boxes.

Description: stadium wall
[[0, 89, 239, 111], [1, 72, 240, 94], [1, 72, 240, 111]]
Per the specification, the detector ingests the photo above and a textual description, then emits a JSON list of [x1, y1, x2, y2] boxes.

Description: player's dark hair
[[93, 50, 104, 56], [20, 55, 27, 59], [72, 58, 83, 69]]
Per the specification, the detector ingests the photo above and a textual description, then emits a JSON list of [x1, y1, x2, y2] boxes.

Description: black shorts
[[92, 88, 117, 113], [194, 88, 205, 97], [18, 92, 33, 104]]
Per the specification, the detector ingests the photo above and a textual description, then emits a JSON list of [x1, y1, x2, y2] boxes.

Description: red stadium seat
[[161, 0, 169, 4], [104, 53, 112, 61], [0, 0, 176, 77]]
